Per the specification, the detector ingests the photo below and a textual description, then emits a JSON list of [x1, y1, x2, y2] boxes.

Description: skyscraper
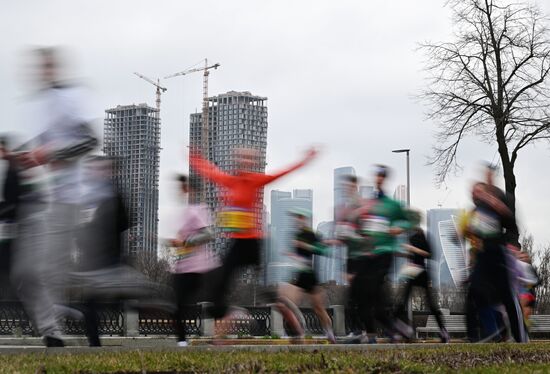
[[426, 208, 468, 288], [104, 103, 160, 256], [333, 166, 356, 218], [316, 221, 346, 285], [359, 185, 374, 199], [393, 184, 407, 204], [267, 189, 313, 285], [189, 91, 268, 258]]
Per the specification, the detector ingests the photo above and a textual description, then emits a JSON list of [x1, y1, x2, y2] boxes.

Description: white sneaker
[[326, 330, 337, 344], [177, 341, 189, 347]]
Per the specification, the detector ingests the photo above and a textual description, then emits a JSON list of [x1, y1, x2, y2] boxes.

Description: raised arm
[[261, 147, 318, 185], [16, 123, 98, 169], [189, 153, 233, 186]]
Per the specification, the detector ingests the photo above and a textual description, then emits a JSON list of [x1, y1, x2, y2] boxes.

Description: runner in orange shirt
[[190, 146, 317, 319]]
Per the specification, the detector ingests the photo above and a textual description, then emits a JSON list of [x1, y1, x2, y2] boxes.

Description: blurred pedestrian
[[0, 136, 20, 299]]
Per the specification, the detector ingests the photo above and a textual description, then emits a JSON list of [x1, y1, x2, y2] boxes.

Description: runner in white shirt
[[12, 48, 98, 347]]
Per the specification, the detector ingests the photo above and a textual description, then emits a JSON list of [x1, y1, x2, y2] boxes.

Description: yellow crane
[[133, 72, 167, 111], [164, 59, 220, 156]]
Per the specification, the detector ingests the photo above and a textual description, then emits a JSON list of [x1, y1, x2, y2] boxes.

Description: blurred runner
[[395, 210, 449, 343], [333, 174, 366, 339], [11, 47, 98, 347], [166, 174, 219, 347], [72, 156, 171, 346], [506, 245, 538, 338], [464, 165, 526, 343], [190, 146, 317, 322], [276, 208, 335, 343], [348, 165, 413, 343]]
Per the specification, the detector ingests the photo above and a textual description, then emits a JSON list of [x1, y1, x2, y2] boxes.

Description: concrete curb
[[0, 336, 177, 347]]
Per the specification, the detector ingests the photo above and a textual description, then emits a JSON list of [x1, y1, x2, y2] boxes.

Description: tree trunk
[[496, 125, 519, 245]]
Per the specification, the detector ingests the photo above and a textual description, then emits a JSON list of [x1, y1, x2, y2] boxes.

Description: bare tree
[[521, 233, 535, 254], [522, 234, 550, 313], [132, 249, 172, 286], [421, 0, 550, 243], [534, 246, 550, 314]]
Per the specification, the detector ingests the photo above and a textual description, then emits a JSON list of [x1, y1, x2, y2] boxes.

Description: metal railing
[[301, 308, 333, 335], [214, 307, 271, 336], [0, 302, 125, 336], [0, 302, 339, 337], [139, 305, 201, 336]]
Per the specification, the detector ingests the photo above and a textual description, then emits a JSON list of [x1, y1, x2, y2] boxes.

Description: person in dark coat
[[0, 136, 20, 300]]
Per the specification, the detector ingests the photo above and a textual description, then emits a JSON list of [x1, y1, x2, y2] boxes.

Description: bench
[[416, 314, 550, 339], [416, 315, 465, 338], [527, 315, 550, 335]]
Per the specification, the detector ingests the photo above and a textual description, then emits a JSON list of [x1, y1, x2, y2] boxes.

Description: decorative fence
[[0, 302, 125, 336], [0, 302, 34, 336], [139, 305, 201, 336], [301, 308, 334, 335], [0, 302, 342, 337]]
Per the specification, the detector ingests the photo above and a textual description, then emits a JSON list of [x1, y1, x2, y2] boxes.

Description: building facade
[[426, 208, 468, 288], [333, 166, 356, 218], [266, 189, 313, 285], [315, 221, 346, 285], [104, 104, 160, 256], [189, 91, 268, 261], [393, 184, 407, 204], [359, 185, 374, 199]]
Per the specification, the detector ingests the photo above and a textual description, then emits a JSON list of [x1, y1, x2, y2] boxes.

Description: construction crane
[[133, 72, 167, 111], [165, 59, 220, 204], [164, 59, 220, 155]]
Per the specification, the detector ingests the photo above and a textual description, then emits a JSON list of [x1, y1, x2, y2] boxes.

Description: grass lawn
[[3, 343, 550, 373]]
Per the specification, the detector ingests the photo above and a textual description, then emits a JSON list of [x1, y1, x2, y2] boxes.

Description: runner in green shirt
[[347, 165, 413, 343]]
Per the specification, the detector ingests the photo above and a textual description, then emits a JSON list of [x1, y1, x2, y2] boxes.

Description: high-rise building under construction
[[104, 103, 160, 256], [189, 91, 268, 256]]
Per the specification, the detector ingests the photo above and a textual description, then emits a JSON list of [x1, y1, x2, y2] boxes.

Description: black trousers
[[347, 271, 364, 333], [173, 272, 203, 341], [468, 242, 526, 342], [352, 253, 395, 335], [78, 300, 102, 347], [208, 238, 260, 319], [0, 239, 13, 300], [396, 269, 445, 332]]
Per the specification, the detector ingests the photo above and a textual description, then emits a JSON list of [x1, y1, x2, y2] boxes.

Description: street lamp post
[[392, 148, 412, 324], [392, 149, 410, 207]]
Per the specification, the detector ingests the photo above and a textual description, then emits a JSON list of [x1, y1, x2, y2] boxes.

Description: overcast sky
[[1, 0, 550, 245]]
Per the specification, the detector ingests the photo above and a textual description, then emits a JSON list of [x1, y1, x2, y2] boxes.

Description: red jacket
[[190, 155, 308, 238]]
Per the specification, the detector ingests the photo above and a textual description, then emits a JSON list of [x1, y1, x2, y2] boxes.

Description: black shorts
[[293, 271, 318, 293], [225, 238, 261, 267], [346, 257, 360, 275]]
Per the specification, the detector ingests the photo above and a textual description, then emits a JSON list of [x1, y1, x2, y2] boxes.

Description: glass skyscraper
[[267, 189, 313, 285], [426, 208, 468, 288]]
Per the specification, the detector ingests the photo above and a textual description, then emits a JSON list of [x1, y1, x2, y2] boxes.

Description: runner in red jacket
[[190, 146, 317, 318]]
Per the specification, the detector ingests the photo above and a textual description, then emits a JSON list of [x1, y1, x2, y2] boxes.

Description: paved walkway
[[0, 342, 452, 354], [0, 335, 465, 355]]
